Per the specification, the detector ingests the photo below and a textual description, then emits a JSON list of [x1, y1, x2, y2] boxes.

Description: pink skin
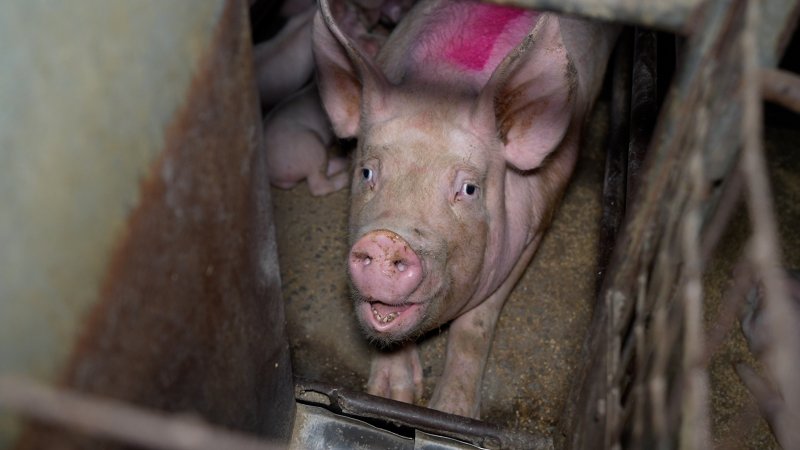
[[349, 230, 422, 302], [741, 270, 800, 356], [255, 0, 400, 108], [280, 0, 315, 17], [379, 0, 415, 25], [262, 3, 396, 195], [349, 230, 425, 340], [429, 4, 528, 71], [254, 7, 316, 107], [315, 0, 617, 417], [263, 85, 349, 196]]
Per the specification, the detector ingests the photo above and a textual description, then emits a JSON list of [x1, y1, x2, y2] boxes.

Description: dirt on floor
[[270, 96, 799, 447]]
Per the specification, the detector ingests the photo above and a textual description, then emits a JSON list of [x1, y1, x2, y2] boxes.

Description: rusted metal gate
[[544, 0, 800, 448], [1, 0, 799, 448]]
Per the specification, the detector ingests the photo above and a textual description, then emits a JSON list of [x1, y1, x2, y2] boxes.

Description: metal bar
[[0, 376, 280, 450], [294, 380, 552, 450], [677, 96, 711, 450], [597, 29, 632, 294], [627, 27, 658, 204], [740, 1, 800, 447]]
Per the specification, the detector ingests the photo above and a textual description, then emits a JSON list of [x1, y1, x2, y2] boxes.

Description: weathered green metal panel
[[0, 0, 294, 447], [0, 0, 220, 387]]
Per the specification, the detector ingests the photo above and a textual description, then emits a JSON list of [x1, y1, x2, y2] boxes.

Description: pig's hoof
[[428, 395, 480, 419], [428, 382, 480, 419]]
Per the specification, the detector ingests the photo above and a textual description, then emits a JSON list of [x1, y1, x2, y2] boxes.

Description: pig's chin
[[355, 299, 430, 346]]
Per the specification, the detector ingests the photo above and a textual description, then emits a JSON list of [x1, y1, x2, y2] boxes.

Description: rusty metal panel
[[0, 0, 293, 447], [0, 0, 219, 392]]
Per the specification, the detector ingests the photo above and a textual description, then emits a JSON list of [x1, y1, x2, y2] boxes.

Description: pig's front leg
[[367, 342, 423, 404], [429, 236, 543, 419], [427, 294, 504, 418]]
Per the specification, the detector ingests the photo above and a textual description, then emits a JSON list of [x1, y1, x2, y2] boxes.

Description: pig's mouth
[[371, 302, 402, 324], [370, 301, 415, 324], [359, 300, 425, 338]]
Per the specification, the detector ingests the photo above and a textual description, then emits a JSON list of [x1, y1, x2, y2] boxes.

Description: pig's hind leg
[[428, 235, 543, 419], [265, 123, 349, 196]]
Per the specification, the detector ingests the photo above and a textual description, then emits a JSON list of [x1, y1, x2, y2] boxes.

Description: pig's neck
[[407, 0, 538, 89], [471, 124, 581, 309]]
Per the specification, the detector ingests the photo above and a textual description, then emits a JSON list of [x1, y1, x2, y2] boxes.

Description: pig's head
[[313, 0, 576, 346]]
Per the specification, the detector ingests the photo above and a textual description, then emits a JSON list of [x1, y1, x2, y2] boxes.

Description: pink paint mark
[[443, 4, 526, 71]]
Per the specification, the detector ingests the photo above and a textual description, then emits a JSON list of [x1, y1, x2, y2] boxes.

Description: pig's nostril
[[352, 252, 373, 266], [349, 231, 422, 303]]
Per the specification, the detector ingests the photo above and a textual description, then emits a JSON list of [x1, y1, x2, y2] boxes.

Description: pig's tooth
[[372, 305, 401, 324], [382, 312, 399, 323]]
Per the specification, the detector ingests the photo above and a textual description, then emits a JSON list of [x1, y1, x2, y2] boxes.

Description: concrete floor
[[270, 99, 799, 446]]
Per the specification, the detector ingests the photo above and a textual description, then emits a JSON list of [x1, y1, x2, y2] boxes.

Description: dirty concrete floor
[[270, 100, 799, 446]]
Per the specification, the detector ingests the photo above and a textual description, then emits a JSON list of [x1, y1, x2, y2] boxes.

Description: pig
[[254, 6, 317, 107], [254, 0, 412, 108], [263, 84, 350, 196], [262, 0, 409, 195], [313, 0, 617, 418], [280, 0, 315, 17]]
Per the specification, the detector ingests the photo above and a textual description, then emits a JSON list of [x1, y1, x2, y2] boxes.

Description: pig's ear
[[312, 0, 389, 138], [476, 15, 576, 171]]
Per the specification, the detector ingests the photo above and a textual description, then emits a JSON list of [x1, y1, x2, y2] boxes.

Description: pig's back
[[376, 0, 538, 91]]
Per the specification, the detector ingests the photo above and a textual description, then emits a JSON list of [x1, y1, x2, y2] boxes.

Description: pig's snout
[[349, 230, 422, 303]]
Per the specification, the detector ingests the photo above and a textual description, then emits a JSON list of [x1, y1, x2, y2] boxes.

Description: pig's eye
[[456, 182, 479, 200], [359, 166, 377, 190], [361, 168, 373, 181]]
